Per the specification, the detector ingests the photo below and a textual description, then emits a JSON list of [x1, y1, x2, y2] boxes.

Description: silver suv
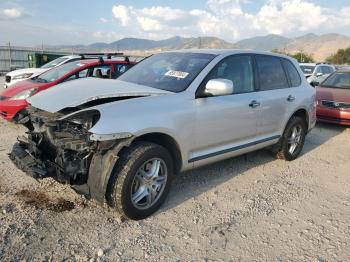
[[10, 50, 316, 220], [299, 63, 335, 85]]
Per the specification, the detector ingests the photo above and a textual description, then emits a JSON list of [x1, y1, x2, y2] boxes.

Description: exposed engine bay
[[10, 105, 133, 202]]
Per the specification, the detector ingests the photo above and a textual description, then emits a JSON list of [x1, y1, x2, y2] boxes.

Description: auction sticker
[[165, 70, 189, 79]]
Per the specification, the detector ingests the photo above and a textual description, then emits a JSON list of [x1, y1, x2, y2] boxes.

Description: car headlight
[[12, 73, 34, 80], [10, 88, 38, 100]]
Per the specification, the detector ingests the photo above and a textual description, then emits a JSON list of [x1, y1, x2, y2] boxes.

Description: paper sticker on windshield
[[165, 70, 189, 79]]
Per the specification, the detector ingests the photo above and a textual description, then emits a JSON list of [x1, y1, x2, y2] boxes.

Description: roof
[[165, 49, 294, 60], [299, 63, 316, 66]]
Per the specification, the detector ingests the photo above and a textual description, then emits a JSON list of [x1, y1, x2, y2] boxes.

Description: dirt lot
[[0, 82, 350, 260]]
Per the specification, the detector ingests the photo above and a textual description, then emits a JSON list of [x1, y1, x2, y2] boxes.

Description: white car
[[299, 63, 335, 84], [4, 55, 81, 89]]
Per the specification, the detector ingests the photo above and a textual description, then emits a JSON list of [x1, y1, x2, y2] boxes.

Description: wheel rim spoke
[[288, 125, 302, 154], [132, 186, 148, 204], [131, 158, 168, 210]]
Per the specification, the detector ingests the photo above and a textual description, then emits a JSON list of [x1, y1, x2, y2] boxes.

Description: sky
[[1, 0, 350, 46]]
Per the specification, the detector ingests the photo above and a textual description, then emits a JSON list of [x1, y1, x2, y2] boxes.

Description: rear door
[[254, 55, 300, 137]]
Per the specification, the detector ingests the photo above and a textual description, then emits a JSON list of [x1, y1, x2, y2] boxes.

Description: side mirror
[[316, 72, 323, 77], [203, 79, 233, 97], [310, 81, 319, 87]]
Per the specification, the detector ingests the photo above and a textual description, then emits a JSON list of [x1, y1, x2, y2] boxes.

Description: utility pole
[[8, 42, 12, 71]]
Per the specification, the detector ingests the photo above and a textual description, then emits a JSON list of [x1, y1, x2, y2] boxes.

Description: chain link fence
[[0, 44, 70, 75]]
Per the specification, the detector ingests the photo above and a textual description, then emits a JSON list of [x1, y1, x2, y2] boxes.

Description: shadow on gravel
[[301, 122, 346, 157], [161, 123, 345, 213], [15, 189, 75, 212]]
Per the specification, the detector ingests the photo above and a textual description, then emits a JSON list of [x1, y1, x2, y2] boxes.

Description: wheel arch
[[283, 108, 309, 133], [133, 132, 183, 174]]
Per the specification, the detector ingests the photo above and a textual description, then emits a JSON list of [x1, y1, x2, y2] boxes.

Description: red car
[[0, 57, 136, 121], [316, 70, 350, 126]]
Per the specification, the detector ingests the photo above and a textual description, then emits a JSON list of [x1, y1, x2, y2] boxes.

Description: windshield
[[321, 72, 350, 89], [118, 52, 216, 92], [41, 56, 70, 69], [35, 61, 86, 83], [300, 65, 315, 75]]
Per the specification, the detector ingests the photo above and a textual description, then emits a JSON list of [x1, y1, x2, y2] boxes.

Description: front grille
[[5, 76, 11, 83], [321, 100, 350, 109]]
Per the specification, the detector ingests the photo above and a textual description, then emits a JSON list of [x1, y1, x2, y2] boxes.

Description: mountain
[[235, 34, 290, 51], [282, 33, 350, 61], [88, 36, 235, 51], [49, 33, 350, 62]]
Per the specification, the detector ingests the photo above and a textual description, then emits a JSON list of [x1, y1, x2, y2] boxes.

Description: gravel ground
[[1, 77, 350, 261]]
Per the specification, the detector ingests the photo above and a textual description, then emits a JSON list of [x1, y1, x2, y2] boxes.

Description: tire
[[273, 116, 307, 161], [107, 141, 174, 220]]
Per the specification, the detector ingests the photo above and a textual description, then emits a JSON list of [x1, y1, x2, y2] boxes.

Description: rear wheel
[[107, 142, 174, 220], [273, 116, 307, 161]]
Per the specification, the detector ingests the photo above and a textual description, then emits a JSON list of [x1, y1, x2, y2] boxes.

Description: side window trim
[[195, 54, 257, 98], [280, 58, 292, 88]]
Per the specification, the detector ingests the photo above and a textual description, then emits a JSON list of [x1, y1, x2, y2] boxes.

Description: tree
[[271, 49, 315, 63], [290, 52, 315, 63], [326, 47, 350, 64]]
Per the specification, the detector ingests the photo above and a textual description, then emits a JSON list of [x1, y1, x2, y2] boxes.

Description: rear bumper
[[316, 106, 350, 126], [0, 99, 28, 121]]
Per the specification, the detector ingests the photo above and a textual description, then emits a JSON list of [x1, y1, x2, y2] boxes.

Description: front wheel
[[107, 142, 174, 220], [273, 116, 307, 161]]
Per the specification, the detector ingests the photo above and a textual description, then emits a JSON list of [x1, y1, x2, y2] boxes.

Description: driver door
[[191, 55, 259, 165]]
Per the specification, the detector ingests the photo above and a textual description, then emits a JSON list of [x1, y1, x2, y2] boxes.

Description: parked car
[[4, 55, 82, 89], [0, 57, 136, 122], [316, 69, 350, 126], [299, 63, 335, 85], [10, 50, 316, 220]]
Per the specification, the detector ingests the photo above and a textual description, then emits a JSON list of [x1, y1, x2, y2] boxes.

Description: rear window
[[282, 59, 301, 87], [256, 55, 289, 90], [300, 65, 315, 74]]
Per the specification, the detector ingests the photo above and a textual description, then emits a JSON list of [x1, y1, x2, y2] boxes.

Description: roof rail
[[78, 52, 124, 59]]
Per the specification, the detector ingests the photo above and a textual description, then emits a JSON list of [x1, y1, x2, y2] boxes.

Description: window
[[323, 66, 334, 74], [62, 68, 89, 82], [300, 65, 315, 75], [256, 55, 289, 90], [322, 72, 350, 89], [114, 64, 133, 79], [118, 52, 216, 92], [35, 62, 87, 83], [92, 65, 111, 79], [282, 59, 301, 87], [204, 55, 254, 94], [315, 66, 322, 74]]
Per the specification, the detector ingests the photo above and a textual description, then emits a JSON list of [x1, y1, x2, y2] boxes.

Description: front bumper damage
[[9, 106, 134, 203]]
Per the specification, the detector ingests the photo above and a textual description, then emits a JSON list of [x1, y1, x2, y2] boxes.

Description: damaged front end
[[10, 106, 133, 202]]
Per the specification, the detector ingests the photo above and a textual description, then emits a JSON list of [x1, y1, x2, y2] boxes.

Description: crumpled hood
[[28, 78, 172, 113], [6, 68, 48, 77]]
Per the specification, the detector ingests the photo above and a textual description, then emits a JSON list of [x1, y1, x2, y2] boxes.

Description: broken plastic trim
[[90, 132, 133, 141]]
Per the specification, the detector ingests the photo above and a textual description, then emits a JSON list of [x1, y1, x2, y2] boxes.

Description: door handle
[[249, 100, 260, 108], [287, 95, 295, 102]]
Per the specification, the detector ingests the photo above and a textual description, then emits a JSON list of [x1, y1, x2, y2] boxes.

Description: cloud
[[111, 0, 350, 41], [2, 8, 22, 18]]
